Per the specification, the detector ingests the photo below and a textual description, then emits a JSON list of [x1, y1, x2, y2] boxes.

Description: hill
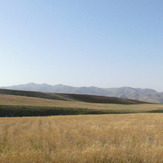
[[56, 93, 147, 104], [0, 88, 147, 105], [2, 83, 163, 103], [0, 88, 68, 101], [0, 88, 157, 117]]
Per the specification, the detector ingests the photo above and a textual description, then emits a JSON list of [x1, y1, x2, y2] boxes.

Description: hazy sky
[[0, 0, 163, 91]]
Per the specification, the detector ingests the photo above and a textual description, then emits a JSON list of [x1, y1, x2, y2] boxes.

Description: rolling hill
[[0, 88, 147, 104], [2, 83, 163, 103], [1, 88, 163, 117]]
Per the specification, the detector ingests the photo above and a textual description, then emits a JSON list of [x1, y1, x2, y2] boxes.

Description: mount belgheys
[[1, 83, 163, 103]]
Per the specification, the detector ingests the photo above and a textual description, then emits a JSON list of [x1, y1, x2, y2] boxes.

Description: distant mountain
[[1, 83, 163, 103], [105, 87, 163, 103]]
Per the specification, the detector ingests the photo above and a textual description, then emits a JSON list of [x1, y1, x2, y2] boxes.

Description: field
[[0, 114, 163, 163], [0, 94, 163, 117], [0, 90, 163, 162]]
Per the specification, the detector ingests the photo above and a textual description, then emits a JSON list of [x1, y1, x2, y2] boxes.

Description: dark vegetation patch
[[148, 110, 163, 113], [0, 105, 134, 117], [56, 93, 148, 104]]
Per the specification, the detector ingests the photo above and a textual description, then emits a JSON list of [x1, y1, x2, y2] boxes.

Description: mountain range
[[1, 83, 163, 103]]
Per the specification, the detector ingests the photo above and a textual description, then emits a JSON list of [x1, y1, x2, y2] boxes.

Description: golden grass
[[0, 114, 163, 163], [0, 94, 163, 113]]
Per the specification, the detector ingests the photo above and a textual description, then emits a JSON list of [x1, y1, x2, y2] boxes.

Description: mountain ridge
[[1, 83, 163, 103]]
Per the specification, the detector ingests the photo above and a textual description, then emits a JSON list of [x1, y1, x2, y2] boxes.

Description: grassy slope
[[0, 89, 69, 101], [0, 89, 162, 117], [0, 89, 147, 104], [0, 94, 163, 116]]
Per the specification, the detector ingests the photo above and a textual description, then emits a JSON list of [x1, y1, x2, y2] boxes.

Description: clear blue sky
[[0, 0, 163, 91]]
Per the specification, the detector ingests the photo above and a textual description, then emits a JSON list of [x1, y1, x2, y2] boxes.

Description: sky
[[0, 0, 163, 91]]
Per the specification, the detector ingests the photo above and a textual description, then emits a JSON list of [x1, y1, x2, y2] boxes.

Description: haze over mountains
[[2, 83, 163, 103]]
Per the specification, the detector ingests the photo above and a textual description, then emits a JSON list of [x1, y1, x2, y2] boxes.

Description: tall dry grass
[[0, 114, 163, 163]]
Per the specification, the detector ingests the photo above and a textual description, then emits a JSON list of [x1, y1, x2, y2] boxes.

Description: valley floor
[[0, 114, 163, 163]]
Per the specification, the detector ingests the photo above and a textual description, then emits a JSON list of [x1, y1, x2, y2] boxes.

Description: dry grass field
[[0, 92, 163, 162], [0, 114, 163, 163]]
